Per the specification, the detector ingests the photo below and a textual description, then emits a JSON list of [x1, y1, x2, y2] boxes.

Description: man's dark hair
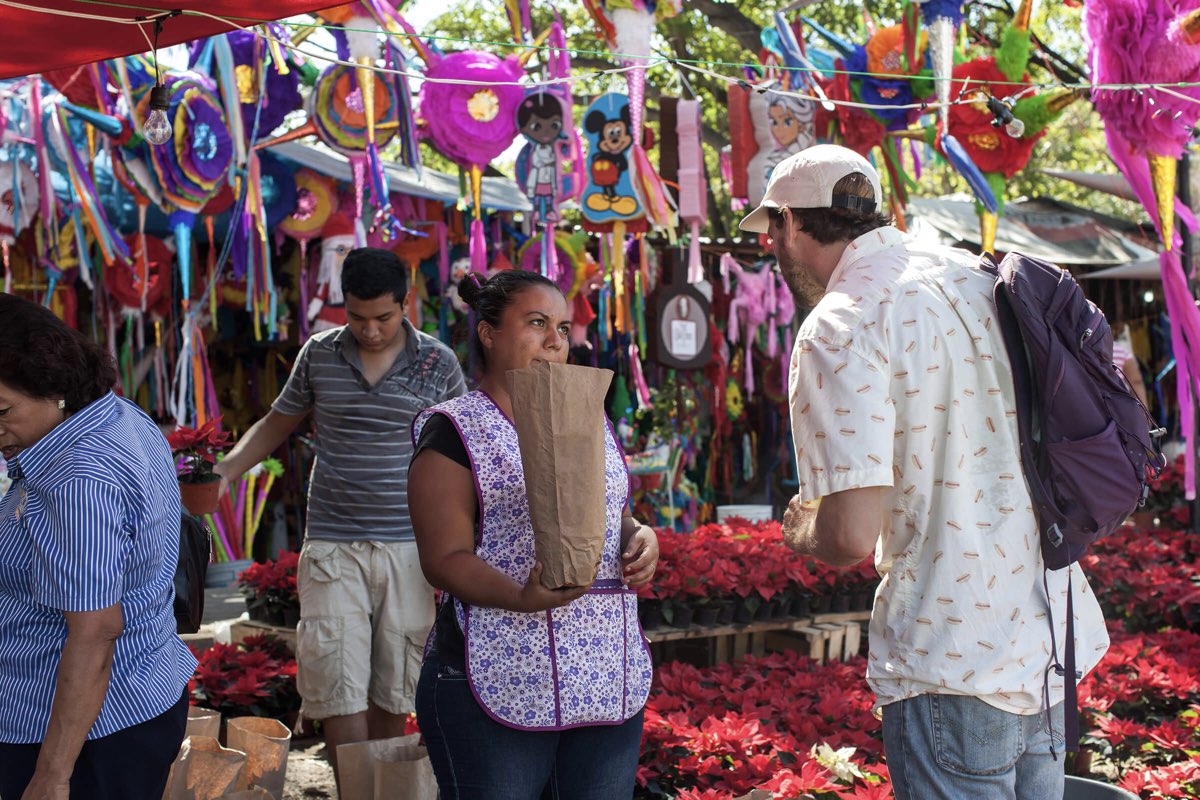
[[458, 270, 561, 367], [0, 293, 118, 414], [341, 247, 410, 304], [769, 173, 891, 244]]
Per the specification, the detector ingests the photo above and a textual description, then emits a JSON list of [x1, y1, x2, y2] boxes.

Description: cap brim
[[739, 204, 772, 234]]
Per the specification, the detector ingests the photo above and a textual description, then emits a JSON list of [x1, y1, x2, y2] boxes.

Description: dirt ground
[[284, 738, 337, 800]]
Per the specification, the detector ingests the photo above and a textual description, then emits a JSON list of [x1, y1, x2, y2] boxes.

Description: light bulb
[[1004, 117, 1025, 138], [143, 85, 172, 146], [1144, 290, 1156, 304]]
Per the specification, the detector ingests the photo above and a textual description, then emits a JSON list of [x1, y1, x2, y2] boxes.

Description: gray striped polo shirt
[[273, 322, 466, 542]]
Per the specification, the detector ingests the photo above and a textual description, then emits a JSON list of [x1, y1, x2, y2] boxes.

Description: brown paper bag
[[185, 707, 221, 742], [226, 717, 290, 797], [372, 743, 438, 800], [336, 734, 421, 800], [507, 361, 614, 589], [163, 709, 224, 799], [163, 736, 246, 800]]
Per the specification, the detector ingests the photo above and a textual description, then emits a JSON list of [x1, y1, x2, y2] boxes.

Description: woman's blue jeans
[[883, 693, 1066, 800], [415, 656, 644, 800]]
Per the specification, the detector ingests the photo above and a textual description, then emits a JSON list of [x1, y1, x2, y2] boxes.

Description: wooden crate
[[765, 620, 864, 664], [644, 611, 870, 666], [230, 619, 297, 653]]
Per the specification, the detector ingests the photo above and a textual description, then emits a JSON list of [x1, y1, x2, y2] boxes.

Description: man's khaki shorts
[[295, 539, 435, 720]]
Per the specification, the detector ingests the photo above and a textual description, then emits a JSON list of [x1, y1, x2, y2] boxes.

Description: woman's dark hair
[[341, 247, 410, 304], [0, 293, 118, 413], [458, 270, 561, 367], [769, 173, 891, 245]]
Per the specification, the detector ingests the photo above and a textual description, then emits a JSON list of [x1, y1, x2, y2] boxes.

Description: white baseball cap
[[739, 144, 883, 234]]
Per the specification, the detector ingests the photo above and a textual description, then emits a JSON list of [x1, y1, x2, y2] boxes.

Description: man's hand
[[782, 495, 821, 555], [783, 488, 883, 567], [621, 525, 659, 588]]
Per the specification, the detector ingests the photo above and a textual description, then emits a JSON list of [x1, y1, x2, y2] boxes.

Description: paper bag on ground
[[336, 734, 421, 800], [164, 736, 246, 800], [373, 743, 438, 800], [507, 362, 614, 589], [185, 707, 221, 741], [226, 717, 290, 797]]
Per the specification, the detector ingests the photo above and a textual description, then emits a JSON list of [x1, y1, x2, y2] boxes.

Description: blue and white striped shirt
[[0, 392, 197, 743]]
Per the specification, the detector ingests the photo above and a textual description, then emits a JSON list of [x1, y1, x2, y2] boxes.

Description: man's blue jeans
[[415, 656, 644, 800], [882, 693, 1065, 800]]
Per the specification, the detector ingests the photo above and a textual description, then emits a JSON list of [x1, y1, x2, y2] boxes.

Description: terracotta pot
[[180, 478, 221, 515]]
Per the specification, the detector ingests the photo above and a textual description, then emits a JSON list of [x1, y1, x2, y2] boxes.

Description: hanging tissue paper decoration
[[515, 91, 573, 225], [582, 93, 643, 225], [939, 0, 1077, 251], [308, 213, 357, 336], [106, 233, 172, 316], [720, 254, 795, 399], [189, 22, 304, 146], [583, 0, 680, 233], [519, 229, 592, 298], [675, 99, 708, 284], [918, 0, 998, 215], [0, 160, 38, 292], [1086, 0, 1200, 502], [419, 45, 527, 274], [139, 71, 233, 305]]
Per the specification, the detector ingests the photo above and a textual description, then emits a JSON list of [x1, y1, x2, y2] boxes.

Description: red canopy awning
[[0, 1, 344, 80]]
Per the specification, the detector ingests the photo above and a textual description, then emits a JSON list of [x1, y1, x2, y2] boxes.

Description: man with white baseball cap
[[748, 144, 1108, 800]]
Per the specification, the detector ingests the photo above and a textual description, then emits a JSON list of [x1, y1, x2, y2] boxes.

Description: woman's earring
[[57, 399, 65, 411]]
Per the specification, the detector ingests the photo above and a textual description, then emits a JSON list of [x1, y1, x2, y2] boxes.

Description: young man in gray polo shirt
[[216, 248, 466, 779]]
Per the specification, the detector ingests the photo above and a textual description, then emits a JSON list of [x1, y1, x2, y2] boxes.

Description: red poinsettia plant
[[167, 417, 232, 484], [189, 634, 300, 719], [237, 551, 300, 618]]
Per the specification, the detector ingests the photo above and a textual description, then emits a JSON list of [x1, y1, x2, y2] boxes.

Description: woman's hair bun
[[457, 272, 486, 309]]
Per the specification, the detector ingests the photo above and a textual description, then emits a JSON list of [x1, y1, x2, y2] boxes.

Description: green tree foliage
[[410, 0, 1141, 235]]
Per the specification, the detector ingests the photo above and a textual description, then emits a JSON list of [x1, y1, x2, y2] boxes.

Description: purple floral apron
[[414, 391, 653, 730]]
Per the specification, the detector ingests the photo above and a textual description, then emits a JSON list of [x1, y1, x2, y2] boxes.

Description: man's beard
[[778, 256, 826, 308]]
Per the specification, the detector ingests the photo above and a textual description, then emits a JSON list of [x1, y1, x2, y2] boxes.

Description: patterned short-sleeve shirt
[[789, 227, 1109, 715]]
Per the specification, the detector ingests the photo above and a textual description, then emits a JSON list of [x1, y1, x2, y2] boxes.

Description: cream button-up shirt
[[789, 226, 1109, 715]]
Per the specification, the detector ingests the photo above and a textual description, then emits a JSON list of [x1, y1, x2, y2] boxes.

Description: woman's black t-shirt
[[413, 412, 472, 669]]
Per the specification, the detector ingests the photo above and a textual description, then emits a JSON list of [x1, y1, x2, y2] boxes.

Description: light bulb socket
[[149, 85, 170, 113]]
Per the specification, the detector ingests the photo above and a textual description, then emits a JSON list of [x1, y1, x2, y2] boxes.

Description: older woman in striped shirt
[[0, 295, 195, 800]]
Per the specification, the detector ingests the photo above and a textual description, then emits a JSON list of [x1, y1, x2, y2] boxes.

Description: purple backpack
[[985, 252, 1165, 569], [985, 251, 1165, 751]]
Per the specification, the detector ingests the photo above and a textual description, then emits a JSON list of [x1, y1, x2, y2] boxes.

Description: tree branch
[[686, 0, 763, 54]]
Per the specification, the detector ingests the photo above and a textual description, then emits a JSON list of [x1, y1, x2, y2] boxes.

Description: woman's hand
[[21, 771, 69, 800], [515, 562, 591, 612], [621, 524, 659, 588]]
